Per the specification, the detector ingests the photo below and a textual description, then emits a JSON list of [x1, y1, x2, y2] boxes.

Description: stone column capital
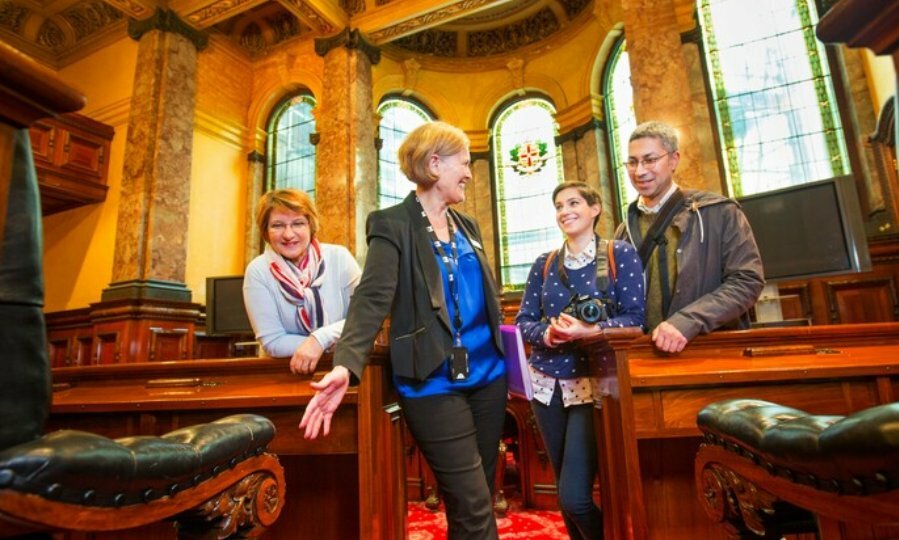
[[314, 28, 380, 65], [128, 9, 209, 51]]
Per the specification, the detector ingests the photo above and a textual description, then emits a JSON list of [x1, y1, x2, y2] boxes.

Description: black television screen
[[206, 276, 253, 335], [737, 176, 871, 281]]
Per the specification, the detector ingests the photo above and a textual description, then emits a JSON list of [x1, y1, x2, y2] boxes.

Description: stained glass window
[[266, 93, 317, 197], [492, 97, 564, 292], [699, 0, 849, 197], [604, 38, 638, 219], [377, 98, 434, 209]]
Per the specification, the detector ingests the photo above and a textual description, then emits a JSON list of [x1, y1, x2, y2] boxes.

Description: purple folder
[[500, 324, 534, 401]]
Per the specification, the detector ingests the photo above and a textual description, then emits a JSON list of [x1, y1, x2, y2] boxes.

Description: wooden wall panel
[[825, 276, 898, 323]]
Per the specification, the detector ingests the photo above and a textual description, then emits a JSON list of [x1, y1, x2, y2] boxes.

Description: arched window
[[266, 93, 317, 197], [603, 37, 638, 219], [492, 97, 564, 292], [699, 0, 849, 197], [377, 97, 434, 209]]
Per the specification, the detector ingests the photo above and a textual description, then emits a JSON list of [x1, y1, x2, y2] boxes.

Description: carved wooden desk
[[49, 351, 404, 540], [588, 323, 899, 540]]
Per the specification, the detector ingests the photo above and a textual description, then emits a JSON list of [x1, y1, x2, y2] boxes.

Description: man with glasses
[[614, 121, 764, 353]]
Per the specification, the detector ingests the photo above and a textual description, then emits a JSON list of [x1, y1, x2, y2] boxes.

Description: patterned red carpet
[[407, 498, 568, 539]]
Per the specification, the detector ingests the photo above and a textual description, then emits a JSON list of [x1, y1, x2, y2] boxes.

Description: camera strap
[[636, 188, 685, 266], [635, 188, 684, 317]]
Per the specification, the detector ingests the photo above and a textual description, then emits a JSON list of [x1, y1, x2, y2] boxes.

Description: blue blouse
[[515, 240, 645, 379], [394, 230, 505, 398]]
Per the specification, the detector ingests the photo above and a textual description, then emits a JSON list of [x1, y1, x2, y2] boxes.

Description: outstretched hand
[[299, 365, 350, 439]]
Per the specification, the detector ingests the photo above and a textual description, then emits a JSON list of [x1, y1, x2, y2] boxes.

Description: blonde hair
[[255, 189, 320, 244], [398, 121, 469, 185]]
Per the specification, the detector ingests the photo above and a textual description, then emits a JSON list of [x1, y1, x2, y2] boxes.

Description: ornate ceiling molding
[[103, 0, 156, 20], [129, 9, 208, 49], [3, 0, 598, 68], [467, 6, 558, 56], [0, 0, 128, 67], [365, 0, 500, 44], [275, 0, 336, 34], [185, 0, 268, 29], [314, 26, 379, 64]]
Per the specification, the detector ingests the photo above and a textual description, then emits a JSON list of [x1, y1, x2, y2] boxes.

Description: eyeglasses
[[624, 152, 670, 171], [268, 220, 308, 233]]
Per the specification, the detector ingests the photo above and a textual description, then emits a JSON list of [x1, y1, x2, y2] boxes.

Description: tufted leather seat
[[0, 41, 284, 539], [0, 414, 275, 508], [695, 398, 899, 539]]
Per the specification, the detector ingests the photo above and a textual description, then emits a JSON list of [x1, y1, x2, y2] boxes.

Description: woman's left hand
[[290, 336, 324, 374], [549, 313, 602, 343]]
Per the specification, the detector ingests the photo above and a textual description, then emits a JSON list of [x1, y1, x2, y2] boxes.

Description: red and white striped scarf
[[265, 240, 327, 334]]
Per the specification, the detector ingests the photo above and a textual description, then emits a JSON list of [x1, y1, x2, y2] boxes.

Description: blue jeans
[[531, 381, 603, 539]]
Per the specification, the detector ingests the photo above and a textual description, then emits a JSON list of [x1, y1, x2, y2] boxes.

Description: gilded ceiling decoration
[[393, 29, 457, 57], [63, 1, 124, 41], [0, 0, 597, 67], [367, 0, 500, 43], [0, 1, 30, 34], [466, 7, 559, 56]]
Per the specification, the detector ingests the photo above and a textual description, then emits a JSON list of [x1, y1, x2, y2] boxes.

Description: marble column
[[103, 10, 207, 302], [621, 0, 705, 190], [466, 146, 497, 275], [314, 29, 379, 260], [245, 150, 266, 266]]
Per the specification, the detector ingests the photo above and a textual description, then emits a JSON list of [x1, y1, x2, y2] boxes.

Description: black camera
[[562, 294, 610, 324]]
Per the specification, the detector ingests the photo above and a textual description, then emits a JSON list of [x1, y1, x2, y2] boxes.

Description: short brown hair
[[552, 181, 603, 229], [398, 121, 469, 186], [255, 189, 320, 244]]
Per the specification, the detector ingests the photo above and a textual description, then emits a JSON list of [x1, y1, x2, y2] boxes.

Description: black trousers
[[401, 376, 507, 540]]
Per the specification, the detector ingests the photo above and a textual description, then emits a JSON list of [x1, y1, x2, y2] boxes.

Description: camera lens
[[578, 301, 603, 324]]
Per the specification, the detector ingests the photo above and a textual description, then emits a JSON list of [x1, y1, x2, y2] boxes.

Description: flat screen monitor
[[206, 276, 253, 335], [737, 176, 871, 282]]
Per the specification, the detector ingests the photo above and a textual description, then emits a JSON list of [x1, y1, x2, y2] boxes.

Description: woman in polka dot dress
[[515, 181, 645, 539]]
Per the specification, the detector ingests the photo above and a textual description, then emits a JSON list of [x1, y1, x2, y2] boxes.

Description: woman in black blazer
[[301, 121, 507, 539]]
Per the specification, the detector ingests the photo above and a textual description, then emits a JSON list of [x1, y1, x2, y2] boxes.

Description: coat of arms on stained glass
[[509, 140, 549, 175]]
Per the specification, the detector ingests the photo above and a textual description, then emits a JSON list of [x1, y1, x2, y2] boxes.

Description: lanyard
[[417, 197, 463, 346]]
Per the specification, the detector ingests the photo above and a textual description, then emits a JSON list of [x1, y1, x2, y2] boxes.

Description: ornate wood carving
[[178, 470, 283, 538], [698, 461, 785, 537]]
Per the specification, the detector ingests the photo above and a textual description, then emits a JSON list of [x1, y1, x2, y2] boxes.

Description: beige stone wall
[[43, 36, 138, 312]]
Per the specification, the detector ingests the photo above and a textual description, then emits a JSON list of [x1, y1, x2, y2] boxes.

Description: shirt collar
[[563, 236, 596, 269], [637, 183, 679, 214]]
